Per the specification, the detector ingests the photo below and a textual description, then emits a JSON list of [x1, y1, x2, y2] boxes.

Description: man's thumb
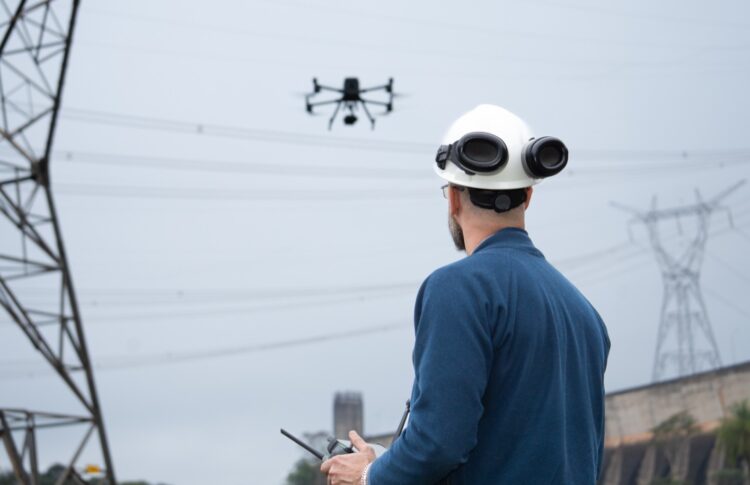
[[349, 430, 369, 451]]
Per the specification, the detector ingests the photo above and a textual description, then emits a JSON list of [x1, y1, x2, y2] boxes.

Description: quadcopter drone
[[305, 77, 395, 130]]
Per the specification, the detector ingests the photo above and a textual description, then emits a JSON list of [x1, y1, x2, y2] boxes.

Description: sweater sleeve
[[368, 269, 495, 484]]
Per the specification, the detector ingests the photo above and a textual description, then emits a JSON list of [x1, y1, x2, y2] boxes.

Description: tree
[[650, 410, 698, 484], [0, 465, 168, 485], [716, 400, 750, 483], [285, 458, 325, 485], [284, 430, 329, 485]]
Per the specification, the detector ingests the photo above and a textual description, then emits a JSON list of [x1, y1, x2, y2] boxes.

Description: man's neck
[[464, 221, 525, 256]]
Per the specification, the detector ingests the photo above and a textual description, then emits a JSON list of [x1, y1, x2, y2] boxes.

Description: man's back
[[369, 228, 610, 484], [449, 228, 610, 483]]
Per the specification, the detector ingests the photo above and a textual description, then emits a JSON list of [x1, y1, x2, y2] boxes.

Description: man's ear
[[524, 187, 533, 210], [449, 185, 462, 217]]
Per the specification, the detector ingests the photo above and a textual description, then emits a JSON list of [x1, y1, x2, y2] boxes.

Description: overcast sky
[[2, 0, 750, 483]]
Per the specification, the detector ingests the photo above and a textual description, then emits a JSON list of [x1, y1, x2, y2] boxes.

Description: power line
[[52, 183, 435, 202], [0, 321, 410, 379], [78, 38, 750, 86], [5, 224, 747, 376], [2, 289, 413, 325], [704, 286, 750, 321], [43, 165, 750, 203], [52, 107, 750, 164], [27, 147, 750, 179], [47, 149, 427, 179], [566, 245, 654, 285], [734, 227, 750, 244], [83, 5, 750, 64], [4, 216, 746, 377], [59, 107, 430, 154], [554, 240, 635, 268], [68, 0, 750, 96], [565, 212, 750, 285], [571, 252, 655, 287], [705, 250, 750, 286], [524, 0, 750, 32], [16, 282, 419, 303]]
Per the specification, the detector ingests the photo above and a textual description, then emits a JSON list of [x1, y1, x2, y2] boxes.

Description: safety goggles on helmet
[[435, 132, 508, 175], [435, 132, 568, 178], [523, 136, 568, 177]]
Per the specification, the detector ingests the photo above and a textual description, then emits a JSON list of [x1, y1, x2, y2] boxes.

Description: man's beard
[[448, 214, 466, 251]]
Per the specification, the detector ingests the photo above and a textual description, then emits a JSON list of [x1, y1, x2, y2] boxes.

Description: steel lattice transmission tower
[[614, 181, 745, 383], [0, 1, 116, 483]]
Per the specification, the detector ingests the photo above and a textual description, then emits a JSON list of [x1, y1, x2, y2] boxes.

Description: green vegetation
[[718, 400, 750, 469], [0, 464, 72, 485], [715, 400, 750, 484], [0, 464, 168, 485], [649, 479, 686, 485], [650, 410, 698, 485], [651, 410, 699, 442], [711, 468, 746, 485], [285, 457, 324, 485]]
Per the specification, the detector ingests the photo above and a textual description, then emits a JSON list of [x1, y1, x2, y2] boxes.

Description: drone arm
[[359, 101, 376, 130], [308, 98, 343, 108], [360, 98, 390, 107], [360, 78, 393, 93], [328, 101, 342, 130], [316, 85, 343, 93], [359, 85, 389, 93]]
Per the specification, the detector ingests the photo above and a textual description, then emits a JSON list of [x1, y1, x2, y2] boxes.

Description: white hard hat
[[434, 104, 568, 190]]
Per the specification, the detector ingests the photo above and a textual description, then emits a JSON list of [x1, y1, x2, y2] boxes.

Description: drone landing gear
[[359, 102, 376, 130], [328, 101, 342, 130]]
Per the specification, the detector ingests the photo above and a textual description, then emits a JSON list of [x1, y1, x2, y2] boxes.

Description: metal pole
[[36, 0, 116, 481]]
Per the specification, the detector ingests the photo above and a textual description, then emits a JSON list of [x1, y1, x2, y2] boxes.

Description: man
[[321, 105, 610, 484]]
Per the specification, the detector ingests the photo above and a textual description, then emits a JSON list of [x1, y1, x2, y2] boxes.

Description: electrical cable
[[0, 321, 410, 379], [27, 147, 750, 180], [48, 149, 426, 179], [703, 286, 750, 321], [52, 183, 435, 202], [16, 282, 419, 304], [563, 215, 750, 285], [705, 251, 750, 286], [7, 106, 750, 167], [5, 218, 747, 376], [84, 4, 750, 54], [1, 289, 413, 325], [59, 107, 431, 154], [52, 107, 750, 165], [3, 216, 747, 378], [522, 0, 750, 32]]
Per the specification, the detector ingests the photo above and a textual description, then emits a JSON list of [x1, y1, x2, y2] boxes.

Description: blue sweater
[[368, 228, 610, 484]]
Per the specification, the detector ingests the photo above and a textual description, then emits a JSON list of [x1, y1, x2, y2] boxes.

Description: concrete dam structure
[[600, 360, 750, 485]]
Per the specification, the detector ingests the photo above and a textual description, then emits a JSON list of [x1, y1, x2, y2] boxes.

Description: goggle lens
[[538, 144, 565, 169], [461, 138, 500, 165], [524, 136, 568, 177], [435, 132, 568, 179]]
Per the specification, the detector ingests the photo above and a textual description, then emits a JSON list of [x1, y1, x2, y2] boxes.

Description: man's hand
[[320, 430, 376, 485]]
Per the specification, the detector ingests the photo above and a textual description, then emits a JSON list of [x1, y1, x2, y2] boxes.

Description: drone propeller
[[375, 106, 394, 116], [305, 102, 327, 115]]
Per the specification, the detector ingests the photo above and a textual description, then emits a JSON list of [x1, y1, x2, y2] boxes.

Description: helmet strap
[[467, 188, 527, 213]]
